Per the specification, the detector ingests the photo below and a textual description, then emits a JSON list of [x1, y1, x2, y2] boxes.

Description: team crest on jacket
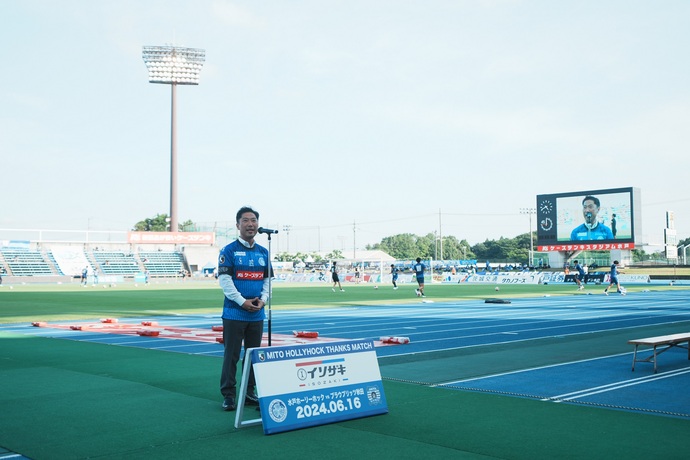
[[258, 257, 266, 266], [219, 255, 225, 264]]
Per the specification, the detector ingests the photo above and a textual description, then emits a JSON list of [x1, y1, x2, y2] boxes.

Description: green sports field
[[0, 280, 678, 323], [2, 281, 690, 459]]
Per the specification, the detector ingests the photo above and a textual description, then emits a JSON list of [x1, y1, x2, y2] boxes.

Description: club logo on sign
[[268, 399, 288, 423], [367, 386, 382, 405]]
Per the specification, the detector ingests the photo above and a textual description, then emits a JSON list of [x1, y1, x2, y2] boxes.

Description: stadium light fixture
[[283, 225, 292, 253], [679, 244, 689, 265], [520, 208, 536, 267], [142, 45, 206, 232]]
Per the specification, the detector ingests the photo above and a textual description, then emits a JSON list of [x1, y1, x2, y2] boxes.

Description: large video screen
[[536, 187, 640, 251]]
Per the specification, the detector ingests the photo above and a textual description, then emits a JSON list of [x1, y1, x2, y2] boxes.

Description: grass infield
[[0, 280, 682, 323], [2, 281, 690, 459]]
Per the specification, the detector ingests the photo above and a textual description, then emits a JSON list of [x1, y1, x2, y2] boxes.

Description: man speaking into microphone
[[570, 195, 614, 241], [217, 206, 274, 411]]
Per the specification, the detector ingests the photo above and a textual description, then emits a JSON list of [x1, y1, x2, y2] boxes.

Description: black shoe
[[245, 391, 259, 406], [222, 397, 236, 411]]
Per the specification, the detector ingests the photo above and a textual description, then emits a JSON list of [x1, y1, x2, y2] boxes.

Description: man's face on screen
[[582, 199, 599, 228]]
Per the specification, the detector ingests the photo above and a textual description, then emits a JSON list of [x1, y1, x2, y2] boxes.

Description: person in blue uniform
[[413, 257, 426, 297], [331, 261, 344, 292], [604, 260, 625, 295], [217, 206, 272, 411], [570, 195, 614, 241], [573, 259, 585, 290], [390, 264, 399, 290]]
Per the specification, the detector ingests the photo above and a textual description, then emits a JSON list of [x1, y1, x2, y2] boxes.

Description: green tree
[[133, 214, 169, 231], [434, 235, 475, 260], [310, 253, 326, 263], [415, 233, 435, 259], [369, 233, 476, 261], [369, 233, 420, 259], [471, 237, 523, 262], [325, 249, 344, 260], [133, 214, 195, 232], [367, 230, 690, 266], [293, 252, 310, 264], [274, 253, 295, 262], [179, 220, 195, 232], [508, 232, 533, 262], [632, 248, 649, 262]]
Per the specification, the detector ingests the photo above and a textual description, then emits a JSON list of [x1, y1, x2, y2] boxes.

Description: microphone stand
[[266, 232, 273, 347]]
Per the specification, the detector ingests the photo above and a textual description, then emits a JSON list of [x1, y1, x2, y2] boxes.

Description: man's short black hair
[[236, 206, 259, 223], [582, 195, 600, 207], [416, 257, 421, 263]]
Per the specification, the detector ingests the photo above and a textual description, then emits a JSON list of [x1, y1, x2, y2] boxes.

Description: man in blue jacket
[[570, 195, 614, 241], [217, 206, 272, 411]]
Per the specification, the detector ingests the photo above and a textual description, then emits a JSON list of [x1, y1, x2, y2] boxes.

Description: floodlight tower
[[520, 207, 536, 267], [142, 45, 205, 232]]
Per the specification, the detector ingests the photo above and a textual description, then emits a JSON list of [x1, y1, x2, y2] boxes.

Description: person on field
[[331, 261, 344, 292], [604, 260, 626, 295], [573, 260, 585, 290], [390, 264, 399, 290], [217, 206, 272, 411], [413, 257, 426, 297]]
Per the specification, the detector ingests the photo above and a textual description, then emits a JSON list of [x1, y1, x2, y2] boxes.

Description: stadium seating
[[91, 251, 140, 276], [0, 247, 188, 278], [45, 252, 65, 275], [0, 248, 54, 276], [139, 251, 186, 276]]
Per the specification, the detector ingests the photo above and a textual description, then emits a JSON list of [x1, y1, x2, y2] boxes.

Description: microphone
[[258, 227, 279, 234]]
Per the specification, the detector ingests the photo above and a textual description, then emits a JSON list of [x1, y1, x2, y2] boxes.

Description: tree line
[[134, 213, 689, 265]]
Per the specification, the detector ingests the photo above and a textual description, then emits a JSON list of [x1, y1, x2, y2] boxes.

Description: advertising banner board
[[249, 339, 388, 435]]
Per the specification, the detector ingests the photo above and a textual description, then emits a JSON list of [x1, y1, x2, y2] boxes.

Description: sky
[[2, 1, 689, 255]]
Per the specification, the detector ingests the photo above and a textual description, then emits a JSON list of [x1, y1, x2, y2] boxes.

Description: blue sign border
[[251, 339, 388, 434]]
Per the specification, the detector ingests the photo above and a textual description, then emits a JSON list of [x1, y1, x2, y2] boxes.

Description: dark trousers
[[220, 318, 264, 399]]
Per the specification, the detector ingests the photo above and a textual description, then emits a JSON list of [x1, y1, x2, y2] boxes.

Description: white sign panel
[[251, 339, 388, 435]]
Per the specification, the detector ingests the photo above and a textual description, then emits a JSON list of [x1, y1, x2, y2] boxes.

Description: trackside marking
[[546, 367, 690, 402], [437, 353, 632, 386]]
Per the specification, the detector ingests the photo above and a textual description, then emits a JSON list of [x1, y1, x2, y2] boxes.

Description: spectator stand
[[0, 248, 54, 276], [139, 251, 187, 278], [90, 250, 140, 276]]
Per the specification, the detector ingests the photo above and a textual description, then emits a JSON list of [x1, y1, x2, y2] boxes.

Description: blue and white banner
[[251, 339, 388, 435], [461, 272, 543, 285]]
